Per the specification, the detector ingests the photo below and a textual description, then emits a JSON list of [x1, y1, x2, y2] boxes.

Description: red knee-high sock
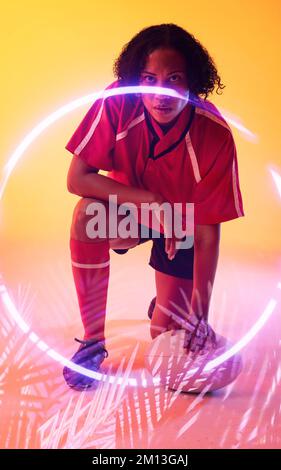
[[70, 238, 110, 342]]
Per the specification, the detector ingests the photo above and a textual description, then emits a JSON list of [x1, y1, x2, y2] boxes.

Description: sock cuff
[[70, 238, 110, 268]]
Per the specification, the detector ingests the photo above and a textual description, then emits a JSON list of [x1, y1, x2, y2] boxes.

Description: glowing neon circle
[[0, 85, 279, 387]]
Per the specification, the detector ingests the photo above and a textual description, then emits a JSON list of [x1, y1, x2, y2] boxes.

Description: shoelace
[[74, 337, 109, 358]]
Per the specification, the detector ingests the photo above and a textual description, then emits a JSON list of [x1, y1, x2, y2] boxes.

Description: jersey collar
[[144, 103, 196, 160]]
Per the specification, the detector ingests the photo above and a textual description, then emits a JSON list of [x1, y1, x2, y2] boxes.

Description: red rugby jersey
[[65, 80, 244, 227]]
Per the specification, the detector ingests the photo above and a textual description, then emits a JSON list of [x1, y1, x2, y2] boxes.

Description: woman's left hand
[[183, 315, 217, 355]]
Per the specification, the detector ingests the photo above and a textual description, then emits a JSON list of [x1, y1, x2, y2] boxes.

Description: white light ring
[[0, 85, 278, 387]]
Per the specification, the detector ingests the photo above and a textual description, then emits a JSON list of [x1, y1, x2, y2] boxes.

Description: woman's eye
[[141, 75, 155, 83], [169, 75, 181, 82], [140, 74, 183, 85]]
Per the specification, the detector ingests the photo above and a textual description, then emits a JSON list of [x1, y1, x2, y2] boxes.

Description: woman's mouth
[[154, 107, 173, 114]]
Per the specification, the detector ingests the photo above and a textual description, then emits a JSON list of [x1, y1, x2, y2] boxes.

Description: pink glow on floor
[[0, 241, 280, 448]]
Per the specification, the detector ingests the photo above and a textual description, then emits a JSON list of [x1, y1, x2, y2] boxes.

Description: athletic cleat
[[148, 296, 156, 320], [63, 337, 108, 391]]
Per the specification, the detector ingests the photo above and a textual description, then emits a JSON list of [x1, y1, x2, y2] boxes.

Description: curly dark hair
[[113, 24, 225, 100]]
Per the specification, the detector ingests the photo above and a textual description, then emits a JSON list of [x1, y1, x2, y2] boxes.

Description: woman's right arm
[[67, 154, 163, 208]]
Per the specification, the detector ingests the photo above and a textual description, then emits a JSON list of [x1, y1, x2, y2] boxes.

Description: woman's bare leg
[[150, 270, 193, 339], [70, 197, 140, 341]]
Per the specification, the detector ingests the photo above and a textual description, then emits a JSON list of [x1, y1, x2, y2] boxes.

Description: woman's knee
[[70, 197, 109, 241], [149, 276, 194, 340], [150, 322, 165, 340], [149, 302, 174, 340], [150, 317, 185, 340]]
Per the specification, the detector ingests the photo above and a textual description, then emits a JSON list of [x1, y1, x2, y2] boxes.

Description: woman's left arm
[[191, 223, 221, 320]]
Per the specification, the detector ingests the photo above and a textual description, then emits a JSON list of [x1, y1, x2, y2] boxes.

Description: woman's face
[[139, 47, 189, 125]]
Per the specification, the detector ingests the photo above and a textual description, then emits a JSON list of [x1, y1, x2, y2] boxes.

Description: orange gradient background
[[1, 1, 280, 255], [0, 0, 280, 323], [1, 0, 281, 325]]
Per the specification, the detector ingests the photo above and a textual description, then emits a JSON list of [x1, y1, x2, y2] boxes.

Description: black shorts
[[113, 223, 194, 280]]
